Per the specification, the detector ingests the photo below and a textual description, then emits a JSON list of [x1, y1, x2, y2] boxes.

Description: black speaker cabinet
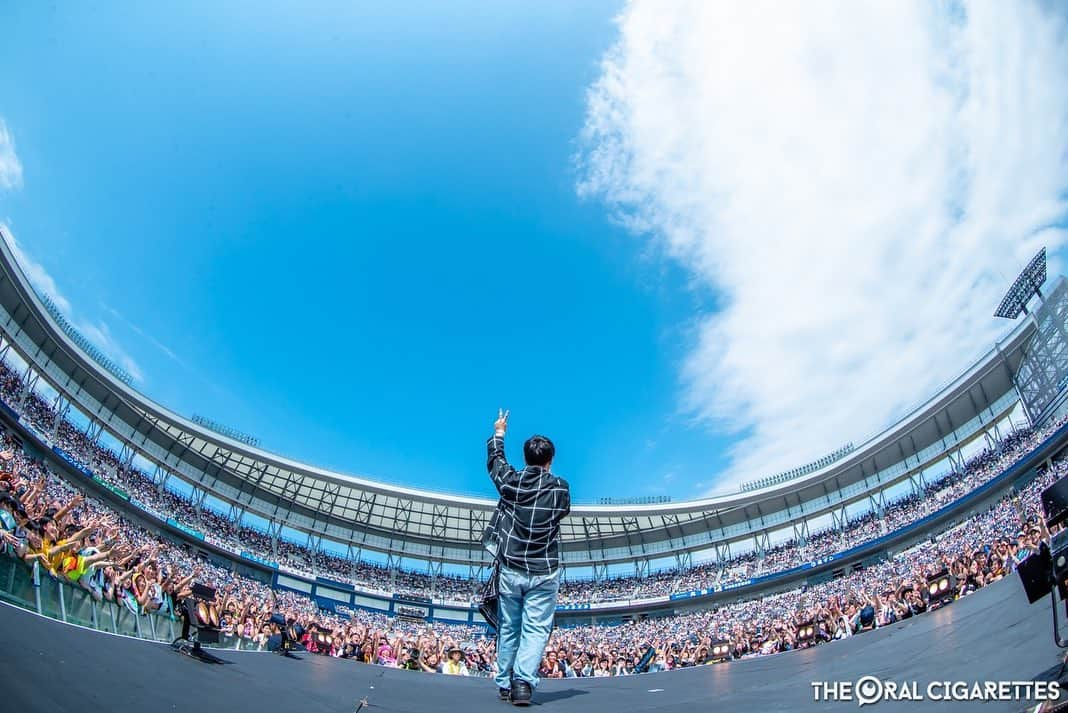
[[1043, 478, 1068, 529]]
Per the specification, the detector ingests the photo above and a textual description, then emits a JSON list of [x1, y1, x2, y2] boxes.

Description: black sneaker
[[510, 680, 532, 706], [498, 688, 510, 702]]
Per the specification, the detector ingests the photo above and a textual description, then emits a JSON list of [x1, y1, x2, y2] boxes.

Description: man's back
[[484, 409, 571, 705], [487, 434, 571, 575]]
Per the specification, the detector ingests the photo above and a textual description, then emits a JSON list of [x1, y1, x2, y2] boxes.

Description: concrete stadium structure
[[0, 227, 1065, 622]]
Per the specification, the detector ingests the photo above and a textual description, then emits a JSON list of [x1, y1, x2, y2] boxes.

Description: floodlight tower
[[996, 248, 1068, 426], [994, 248, 1047, 319]]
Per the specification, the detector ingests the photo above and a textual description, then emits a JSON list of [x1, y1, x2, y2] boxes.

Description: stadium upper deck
[[0, 229, 1043, 571]]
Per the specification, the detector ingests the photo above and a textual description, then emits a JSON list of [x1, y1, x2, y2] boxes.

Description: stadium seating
[[0, 355, 1059, 677]]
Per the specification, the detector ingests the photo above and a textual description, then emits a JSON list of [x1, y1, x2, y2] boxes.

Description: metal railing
[[0, 555, 264, 651]]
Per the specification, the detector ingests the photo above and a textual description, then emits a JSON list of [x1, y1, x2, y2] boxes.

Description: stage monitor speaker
[[1043, 478, 1068, 529], [191, 582, 216, 600], [1017, 544, 1053, 604]]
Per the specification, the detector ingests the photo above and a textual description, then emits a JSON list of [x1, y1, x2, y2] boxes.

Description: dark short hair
[[523, 435, 555, 467]]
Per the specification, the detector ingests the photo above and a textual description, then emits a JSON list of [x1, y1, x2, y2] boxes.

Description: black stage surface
[[0, 575, 1063, 713]]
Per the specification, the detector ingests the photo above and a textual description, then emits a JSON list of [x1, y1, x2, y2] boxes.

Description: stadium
[[3, 4, 1068, 713], [0, 226, 1067, 713]]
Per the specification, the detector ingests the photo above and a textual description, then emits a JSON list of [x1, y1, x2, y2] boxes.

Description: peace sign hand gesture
[[494, 409, 509, 436]]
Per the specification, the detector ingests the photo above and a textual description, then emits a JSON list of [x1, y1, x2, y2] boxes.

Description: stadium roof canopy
[[0, 230, 1036, 570]]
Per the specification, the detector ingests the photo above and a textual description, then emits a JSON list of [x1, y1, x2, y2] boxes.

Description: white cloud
[[578, 1, 1068, 493], [104, 304, 184, 367], [76, 319, 145, 384], [0, 120, 23, 191], [1, 226, 145, 384], [4, 226, 72, 315]]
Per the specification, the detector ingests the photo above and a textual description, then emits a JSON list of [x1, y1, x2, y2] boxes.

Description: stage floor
[[0, 575, 1062, 713]]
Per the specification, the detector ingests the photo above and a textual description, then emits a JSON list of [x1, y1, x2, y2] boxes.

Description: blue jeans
[[494, 564, 560, 690]]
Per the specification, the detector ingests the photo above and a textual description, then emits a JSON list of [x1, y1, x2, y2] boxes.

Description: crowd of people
[[0, 417, 1057, 678], [2, 354, 1059, 607], [541, 463, 1055, 675], [0, 354, 1062, 679], [564, 417, 1062, 603]]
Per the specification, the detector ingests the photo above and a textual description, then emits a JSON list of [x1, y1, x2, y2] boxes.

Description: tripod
[[172, 609, 226, 664]]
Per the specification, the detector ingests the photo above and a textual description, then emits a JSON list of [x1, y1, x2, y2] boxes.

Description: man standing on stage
[[487, 409, 571, 706]]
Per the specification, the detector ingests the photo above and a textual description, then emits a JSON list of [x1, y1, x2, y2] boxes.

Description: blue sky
[[0, 1, 735, 502], [1, 1, 1066, 506]]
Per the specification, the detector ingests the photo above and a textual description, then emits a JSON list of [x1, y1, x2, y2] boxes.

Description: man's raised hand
[[494, 408, 510, 436]]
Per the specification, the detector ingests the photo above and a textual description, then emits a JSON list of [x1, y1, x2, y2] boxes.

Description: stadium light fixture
[[796, 622, 816, 647], [927, 570, 956, 610], [709, 640, 731, 663], [39, 294, 135, 385], [190, 414, 261, 448], [994, 247, 1047, 319], [311, 629, 333, 652], [172, 582, 225, 664], [740, 443, 855, 493]]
